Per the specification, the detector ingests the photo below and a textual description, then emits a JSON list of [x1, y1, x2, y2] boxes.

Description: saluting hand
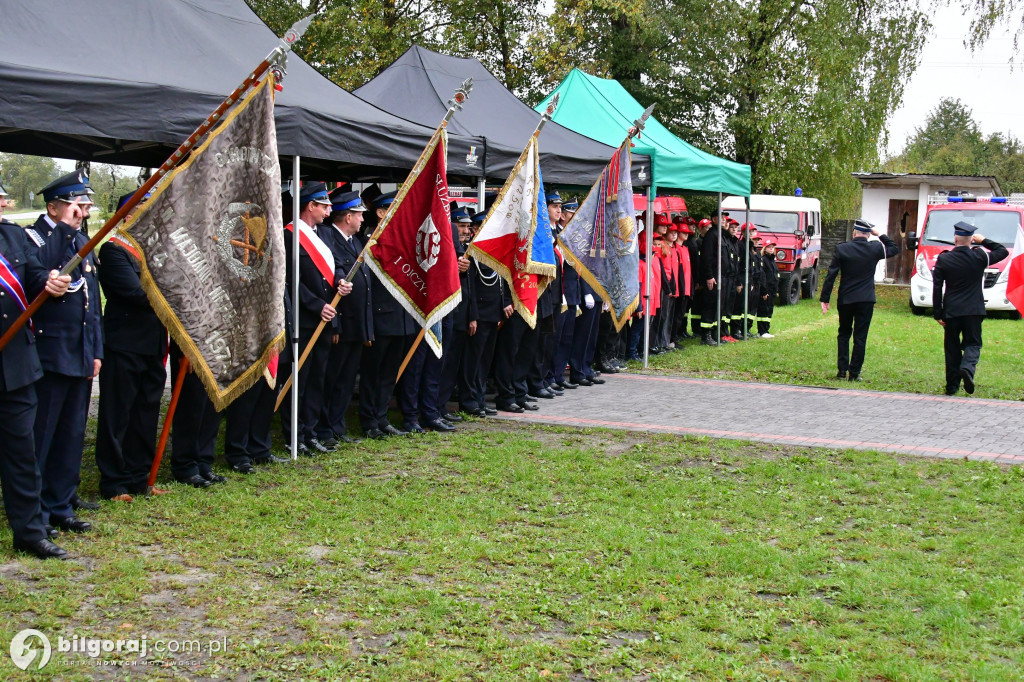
[[971, 234, 985, 244], [58, 198, 84, 228], [44, 270, 72, 297]]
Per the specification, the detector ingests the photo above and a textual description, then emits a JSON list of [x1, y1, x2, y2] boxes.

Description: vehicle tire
[[909, 296, 927, 316], [778, 273, 801, 306], [801, 267, 819, 299]]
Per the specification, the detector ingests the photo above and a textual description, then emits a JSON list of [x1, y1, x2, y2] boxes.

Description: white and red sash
[[109, 233, 142, 261], [284, 219, 335, 284], [0, 250, 32, 329]]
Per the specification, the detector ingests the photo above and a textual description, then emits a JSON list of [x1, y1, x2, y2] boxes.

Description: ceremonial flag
[[123, 74, 285, 410], [363, 127, 461, 357], [467, 137, 555, 327], [557, 140, 640, 331], [1007, 225, 1024, 315]]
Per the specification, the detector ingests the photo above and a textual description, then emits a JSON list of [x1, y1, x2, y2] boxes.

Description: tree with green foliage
[[0, 153, 61, 212]]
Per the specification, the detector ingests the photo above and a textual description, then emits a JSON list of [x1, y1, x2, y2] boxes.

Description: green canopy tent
[[536, 69, 752, 364]]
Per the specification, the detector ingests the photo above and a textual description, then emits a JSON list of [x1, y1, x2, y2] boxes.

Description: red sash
[[0, 250, 32, 329], [284, 221, 335, 283]]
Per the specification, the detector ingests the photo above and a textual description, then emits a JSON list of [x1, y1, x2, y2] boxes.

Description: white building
[[852, 173, 1002, 284]]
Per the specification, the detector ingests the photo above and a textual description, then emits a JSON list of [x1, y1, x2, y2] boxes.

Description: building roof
[[852, 173, 1002, 196]]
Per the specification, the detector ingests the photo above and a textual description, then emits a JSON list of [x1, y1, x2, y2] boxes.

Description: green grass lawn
[[639, 286, 1024, 400], [3, 423, 1024, 680]]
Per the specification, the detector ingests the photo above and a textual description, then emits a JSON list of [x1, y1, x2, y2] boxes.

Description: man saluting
[[932, 220, 1008, 395]]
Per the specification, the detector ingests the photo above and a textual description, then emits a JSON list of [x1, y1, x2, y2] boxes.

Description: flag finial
[[443, 79, 474, 124], [629, 104, 656, 138]]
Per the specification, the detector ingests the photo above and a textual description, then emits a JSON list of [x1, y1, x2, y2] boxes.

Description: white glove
[[584, 293, 595, 309]]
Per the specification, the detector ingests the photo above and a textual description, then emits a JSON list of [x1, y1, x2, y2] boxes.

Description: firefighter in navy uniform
[[436, 207, 477, 425], [464, 211, 511, 416], [820, 218, 899, 380], [25, 171, 102, 535], [932, 220, 1009, 395], [314, 188, 371, 446], [95, 193, 169, 499], [0, 177, 73, 559]]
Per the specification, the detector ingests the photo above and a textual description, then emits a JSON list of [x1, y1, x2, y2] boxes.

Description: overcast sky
[[884, 5, 1024, 159]]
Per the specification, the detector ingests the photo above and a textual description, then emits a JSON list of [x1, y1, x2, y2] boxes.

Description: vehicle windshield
[[732, 210, 800, 233], [923, 209, 1019, 247]]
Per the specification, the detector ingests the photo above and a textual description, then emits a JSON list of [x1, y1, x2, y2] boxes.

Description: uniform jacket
[[448, 231, 479, 332], [699, 227, 731, 283], [561, 257, 582, 306], [657, 247, 679, 297], [0, 219, 46, 391], [932, 238, 1009, 319], [819, 234, 899, 305], [27, 215, 103, 377], [284, 219, 339, 333], [98, 240, 167, 357], [537, 244, 562, 319], [686, 239, 701, 291], [370, 268, 418, 337], [638, 253, 663, 317], [320, 223, 373, 343], [761, 253, 780, 295], [470, 258, 509, 323]]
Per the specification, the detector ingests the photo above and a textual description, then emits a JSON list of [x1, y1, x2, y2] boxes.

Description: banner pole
[[717, 192, 723, 343], [395, 327, 427, 383], [0, 15, 314, 353], [289, 159, 301, 459], [147, 357, 189, 488], [643, 185, 654, 368], [274, 79, 474, 412]]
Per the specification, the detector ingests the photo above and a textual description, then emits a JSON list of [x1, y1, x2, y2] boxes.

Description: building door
[[886, 199, 918, 284]]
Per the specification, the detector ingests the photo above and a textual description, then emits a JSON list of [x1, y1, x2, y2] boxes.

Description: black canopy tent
[[0, 0, 486, 181], [354, 46, 651, 187]]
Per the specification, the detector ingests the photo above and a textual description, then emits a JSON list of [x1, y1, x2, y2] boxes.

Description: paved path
[[494, 373, 1024, 465]]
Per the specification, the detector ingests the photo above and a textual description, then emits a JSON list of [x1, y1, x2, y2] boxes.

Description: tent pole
[[643, 185, 654, 369], [743, 197, 750, 340], [477, 176, 486, 215], [717, 192, 722, 344], [290, 156, 301, 461]]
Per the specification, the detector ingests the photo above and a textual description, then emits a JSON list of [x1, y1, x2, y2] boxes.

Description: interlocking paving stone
[[494, 373, 1024, 463]]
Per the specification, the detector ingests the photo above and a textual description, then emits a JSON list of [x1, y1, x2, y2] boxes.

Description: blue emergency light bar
[[991, 197, 1007, 204], [948, 197, 963, 202]]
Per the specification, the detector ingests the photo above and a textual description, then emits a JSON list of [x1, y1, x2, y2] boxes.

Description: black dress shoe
[[483, 407, 498, 416], [530, 388, 555, 399], [231, 462, 256, 474], [517, 401, 540, 411], [403, 422, 426, 434], [442, 412, 464, 422], [296, 442, 314, 457], [336, 434, 363, 444], [592, 370, 602, 377], [51, 516, 92, 533], [14, 538, 68, 560], [835, 371, 847, 380], [365, 428, 387, 440], [496, 402, 524, 413], [556, 380, 579, 389], [945, 387, 958, 396], [848, 374, 861, 382], [589, 376, 605, 385], [960, 368, 975, 394], [424, 418, 456, 433], [202, 472, 228, 484], [44, 525, 58, 539], [71, 494, 100, 511], [321, 437, 340, 449], [308, 438, 333, 453], [523, 395, 538, 402], [381, 424, 409, 437], [179, 474, 214, 488], [576, 377, 594, 386], [546, 384, 564, 396], [464, 407, 487, 417], [253, 454, 290, 465]]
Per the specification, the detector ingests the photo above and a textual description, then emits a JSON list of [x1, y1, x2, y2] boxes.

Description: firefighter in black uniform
[[932, 220, 1009, 395], [464, 212, 510, 416], [721, 219, 742, 342], [699, 219, 730, 345], [757, 240, 780, 338], [0, 177, 72, 559], [27, 171, 103, 534], [313, 189, 368, 446], [437, 209, 477, 423], [95, 193, 169, 499], [820, 218, 899, 380]]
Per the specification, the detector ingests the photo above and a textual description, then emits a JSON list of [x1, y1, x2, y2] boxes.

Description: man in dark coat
[[437, 209, 478, 425], [756, 241, 780, 338], [0, 178, 72, 558], [464, 212, 510, 416], [26, 171, 103, 534], [820, 218, 899, 380], [932, 220, 1009, 395], [95, 193, 169, 499]]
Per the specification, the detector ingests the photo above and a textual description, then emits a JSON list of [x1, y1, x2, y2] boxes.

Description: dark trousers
[[745, 285, 761, 332], [550, 304, 577, 384], [34, 372, 90, 523], [358, 334, 412, 432], [757, 294, 776, 335], [943, 315, 984, 389], [721, 283, 737, 337], [597, 311, 619, 363], [280, 325, 330, 444], [656, 290, 672, 347], [532, 312, 558, 393], [170, 352, 221, 480], [398, 316, 452, 424], [0, 385, 47, 543], [438, 328, 471, 411], [672, 295, 689, 339], [494, 313, 530, 406], [700, 284, 721, 333], [317, 339, 363, 439], [627, 316, 645, 357], [463, 321, 498, 410], [836, 301, 875, 376], [95, 349, 166, 497], [570, 302, 601, 380], [690, 287, 704, 335], [225, 378, 275, 466]]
